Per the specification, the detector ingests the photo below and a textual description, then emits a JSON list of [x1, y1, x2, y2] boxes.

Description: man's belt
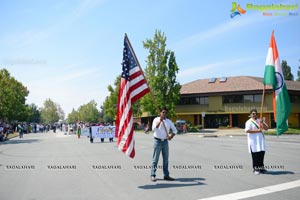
[[154, 137, 167, 141]]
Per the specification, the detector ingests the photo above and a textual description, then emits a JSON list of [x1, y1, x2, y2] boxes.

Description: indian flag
[[263, 31, 291, 135]]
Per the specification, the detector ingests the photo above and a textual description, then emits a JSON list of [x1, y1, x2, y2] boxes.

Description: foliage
[[297, 59, 300, 81], [141, 30, 181, 118], [24, 103, 41, 123], [77, 100, 100, 123], [67, 108, 79, 124], [102, 76, 120, 122], [40, 98, 65, 124], [0, 68, 29, 121], [281, 60, 294, 80], [297, 66, 300, 81]]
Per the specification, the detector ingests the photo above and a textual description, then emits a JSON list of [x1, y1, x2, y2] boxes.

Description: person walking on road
[[77, 125, 81, 139], [17, 123, 24, 139], [150, 107, 177, 182], [245, 108, 269, 175]]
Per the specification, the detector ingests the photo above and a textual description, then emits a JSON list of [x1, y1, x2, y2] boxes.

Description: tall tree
[[103, 76, 120, 122], [297, 59, 300, 81], [67, 108, 79, 124], [40, 99, 64, 124], [141, 30, 181, 117], [281, 60, 294, 80], [77, 100, 100, 123], [0, 68, 29, 121], [24, 103, 41, 123]]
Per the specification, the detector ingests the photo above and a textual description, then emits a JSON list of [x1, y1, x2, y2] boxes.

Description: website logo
[[230, 2, 299, 18], [246, 3, 298, 17], [230, 2, 246, 18]]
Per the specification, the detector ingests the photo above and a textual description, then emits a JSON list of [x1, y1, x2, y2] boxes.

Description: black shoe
[[151, 176, 156, 182], [164, 176, 175, 181]]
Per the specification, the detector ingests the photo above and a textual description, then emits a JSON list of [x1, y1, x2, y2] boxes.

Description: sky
[[0, 0, 299, 116]]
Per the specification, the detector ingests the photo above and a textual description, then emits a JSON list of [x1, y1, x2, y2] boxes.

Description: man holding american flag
[[150, 107, 177, 182]]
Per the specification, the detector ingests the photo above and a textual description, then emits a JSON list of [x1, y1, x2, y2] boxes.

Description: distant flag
[[263, 31, 291, 135], [115, 34, 150, 158]]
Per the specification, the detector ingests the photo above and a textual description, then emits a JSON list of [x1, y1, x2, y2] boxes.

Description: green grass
[[265, 128, 300, 135]]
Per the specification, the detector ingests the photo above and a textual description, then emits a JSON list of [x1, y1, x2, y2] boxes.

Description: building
[[175, 76, 300, 128]]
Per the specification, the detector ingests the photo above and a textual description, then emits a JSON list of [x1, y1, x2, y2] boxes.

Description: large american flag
[[115, 35, 150, 158]]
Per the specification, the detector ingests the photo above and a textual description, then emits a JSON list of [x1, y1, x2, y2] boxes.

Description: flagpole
[[124, 33, 170, 139], [260, 84, 266, 120]]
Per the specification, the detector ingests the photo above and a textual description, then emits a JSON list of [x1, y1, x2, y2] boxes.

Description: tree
[[141, 30, 181, 118], [281, 60, 294, 80], [102, 76, 120, 122], [77, 100, 100, 123], [23, 103, 41, 123], [40, 98, 65, 124], [297, 59, 300, 81], [67, 108, 79, 124], [0, 68, 29, 121]]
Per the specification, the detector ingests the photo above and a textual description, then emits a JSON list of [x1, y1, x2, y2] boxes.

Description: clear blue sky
[[1, 0, 299, 116]]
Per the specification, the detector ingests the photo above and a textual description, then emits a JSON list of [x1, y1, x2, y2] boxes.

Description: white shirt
[[152, 117, 178, 139], [245, 118, 266, 153]]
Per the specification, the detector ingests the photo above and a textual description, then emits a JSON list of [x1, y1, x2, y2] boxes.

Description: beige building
[[175, 76, 300, 128]]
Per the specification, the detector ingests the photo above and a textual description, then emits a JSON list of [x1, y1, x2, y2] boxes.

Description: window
[[219, 77, 227, 83], [200, 97, 208, 105], [223, 95, 243, 103], [224, 94, 262, 103], [190, 97, 198, 104], [208, 77, 217, 83], [179, 96, 208, 105], [180, 97, 190, 105], [244, 95, 253, 103], [254, 94, 262, 103], [290, 95, 300, 103]]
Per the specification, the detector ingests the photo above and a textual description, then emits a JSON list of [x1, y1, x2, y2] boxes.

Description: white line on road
[[198, 179, 300, 200]]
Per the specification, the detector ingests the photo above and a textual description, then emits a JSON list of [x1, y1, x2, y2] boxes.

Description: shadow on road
[[264, 170, 295, 175], [0, 139, 40, 145], [138, 177, 206, 189]]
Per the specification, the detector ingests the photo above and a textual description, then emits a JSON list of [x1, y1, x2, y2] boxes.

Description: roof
[[180, 76, 300, 95]]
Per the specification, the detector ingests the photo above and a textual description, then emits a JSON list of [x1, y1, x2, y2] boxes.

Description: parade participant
[[89, 124, 93, 143], [77, 125, 81, 139], [245, 108, 269, 175], [144, 122, 150, 134], [17, 123, 24, 139], [150, 107, 177, 182]]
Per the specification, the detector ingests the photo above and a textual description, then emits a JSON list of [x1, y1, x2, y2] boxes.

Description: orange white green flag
[[263, 31, 291, 135]]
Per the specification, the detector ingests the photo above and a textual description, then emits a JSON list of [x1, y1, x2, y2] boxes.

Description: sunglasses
[[251, 113, 257, 115], [162, 111, 168, 114]]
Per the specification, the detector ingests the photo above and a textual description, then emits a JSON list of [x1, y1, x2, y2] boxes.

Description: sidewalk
[[186, 128, 278, 137], [185, 128, 246, 137]]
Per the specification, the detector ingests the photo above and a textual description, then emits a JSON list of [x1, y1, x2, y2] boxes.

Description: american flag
[[115, 35, 150, 158]]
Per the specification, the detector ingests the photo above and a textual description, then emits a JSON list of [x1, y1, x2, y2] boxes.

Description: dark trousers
[[251, 151, 265, 171]]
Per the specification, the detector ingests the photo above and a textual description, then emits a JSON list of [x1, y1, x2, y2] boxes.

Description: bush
[[186, 125, 201, 132]]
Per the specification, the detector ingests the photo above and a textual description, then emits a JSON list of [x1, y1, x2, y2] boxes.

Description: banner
[[81, 128, 90, 136], [91, 126, 115, 139]]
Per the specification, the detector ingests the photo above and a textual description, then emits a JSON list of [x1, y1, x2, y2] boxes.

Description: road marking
[[198, 179, 300, 200]]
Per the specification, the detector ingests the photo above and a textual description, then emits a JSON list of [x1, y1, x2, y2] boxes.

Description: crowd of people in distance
[[0, 120, 115, 142], [0, 122, 14, 141]]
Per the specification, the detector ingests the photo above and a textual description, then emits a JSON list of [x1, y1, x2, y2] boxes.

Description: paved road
[[0, 130, 299, 200]]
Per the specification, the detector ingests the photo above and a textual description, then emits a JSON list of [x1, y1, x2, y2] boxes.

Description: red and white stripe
[[116, 37, 150, 158]]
